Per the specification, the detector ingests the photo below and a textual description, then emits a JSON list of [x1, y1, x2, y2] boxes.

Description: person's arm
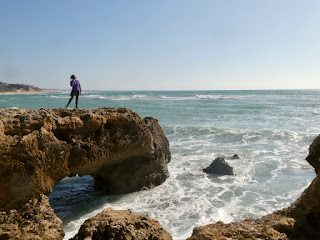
[[79, 82, 82, 94]]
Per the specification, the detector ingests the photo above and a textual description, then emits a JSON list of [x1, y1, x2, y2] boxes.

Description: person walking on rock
[[66, 74, 82, 109]]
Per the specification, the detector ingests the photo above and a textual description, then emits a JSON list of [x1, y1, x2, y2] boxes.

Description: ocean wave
[[165, 125, 306, 142], [161, 96, 195, 101], [82, 95, 107, 99], [80, 94, 148, 101], [106, 94, 150, 101], [235, 104, 275, 110], [50, 95, 69, 99], [159, 94, 242, 101], [131, 94, 146, 99], [196, 95, 229, 100]]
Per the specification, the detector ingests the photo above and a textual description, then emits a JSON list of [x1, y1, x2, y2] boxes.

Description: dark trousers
[[66, 91, 79, 108]]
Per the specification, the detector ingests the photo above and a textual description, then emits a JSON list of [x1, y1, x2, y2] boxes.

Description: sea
[[0, 89, 318, 239]]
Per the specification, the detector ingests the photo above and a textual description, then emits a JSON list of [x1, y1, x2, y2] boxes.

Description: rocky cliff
[[188, 135, 320, 240], [0, 108, 171, 239]]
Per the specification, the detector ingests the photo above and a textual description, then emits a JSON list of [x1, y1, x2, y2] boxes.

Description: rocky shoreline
[[0, 108, 319, 239], [0, 108, 171, 239]]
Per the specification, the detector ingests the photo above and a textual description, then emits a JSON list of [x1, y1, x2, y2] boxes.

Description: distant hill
[[0, 82, 43, 93]]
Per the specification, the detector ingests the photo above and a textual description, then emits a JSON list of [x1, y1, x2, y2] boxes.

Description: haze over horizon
[[1, 1, 320, 91]]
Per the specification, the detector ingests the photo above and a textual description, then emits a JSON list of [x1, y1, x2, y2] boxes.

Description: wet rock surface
[[203, 157, 234, 175]]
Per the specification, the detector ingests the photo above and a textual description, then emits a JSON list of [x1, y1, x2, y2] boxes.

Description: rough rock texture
[[203, 157, 234, 175], [71, 208, 172, 240], [188, 135, 320, 240], [0, 194, 64, 240], [0, 108, 171, 212]]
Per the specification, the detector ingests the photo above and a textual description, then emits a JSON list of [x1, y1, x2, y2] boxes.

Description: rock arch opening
[[48, 175, 108, 235]]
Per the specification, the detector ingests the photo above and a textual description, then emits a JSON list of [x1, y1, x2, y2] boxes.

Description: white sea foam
[[50, 95, 69, 99], [196, 95, 228, 100], [160, 94, 240, 101], [161, 95, 196, 101], [131, 94, 146, 99], [81, 94, 106, 99]]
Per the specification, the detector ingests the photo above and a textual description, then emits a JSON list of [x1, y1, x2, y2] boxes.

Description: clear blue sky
[[1, 0, 320, 90]]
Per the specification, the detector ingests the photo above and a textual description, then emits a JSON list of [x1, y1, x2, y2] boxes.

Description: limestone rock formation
[[0, 108, 171, 212], [203, 157, 234, 175], [188, 136, 320, 240], [0, 194, 64, 240], [71, 208, 172, 240]]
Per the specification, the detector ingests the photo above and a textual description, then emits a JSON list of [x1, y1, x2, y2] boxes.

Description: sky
[[1, 0, 320, 91]]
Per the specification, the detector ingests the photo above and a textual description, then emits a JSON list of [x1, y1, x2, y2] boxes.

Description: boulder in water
[[71, 208, 172, 240], [203, 157, 234, 175], [229, 154, 240, 159]]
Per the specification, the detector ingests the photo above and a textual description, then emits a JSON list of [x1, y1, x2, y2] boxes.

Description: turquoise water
[[1, 90, 317, 239]]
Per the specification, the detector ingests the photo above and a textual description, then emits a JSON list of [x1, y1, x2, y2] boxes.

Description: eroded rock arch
[[0, 108, 171, 212]]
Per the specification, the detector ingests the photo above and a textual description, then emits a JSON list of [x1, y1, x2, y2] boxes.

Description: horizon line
[[42, 88, 320, 92]]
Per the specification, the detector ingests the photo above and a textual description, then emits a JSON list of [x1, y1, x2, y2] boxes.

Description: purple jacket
[[70, 80, 81, 92]]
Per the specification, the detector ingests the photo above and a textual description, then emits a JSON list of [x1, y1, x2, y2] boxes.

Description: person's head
[[70, 75, 76, 80]]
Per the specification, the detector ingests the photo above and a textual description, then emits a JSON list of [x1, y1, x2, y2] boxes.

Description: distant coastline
[[0, 91, 49, 95], [0, 82, 43, 94]]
